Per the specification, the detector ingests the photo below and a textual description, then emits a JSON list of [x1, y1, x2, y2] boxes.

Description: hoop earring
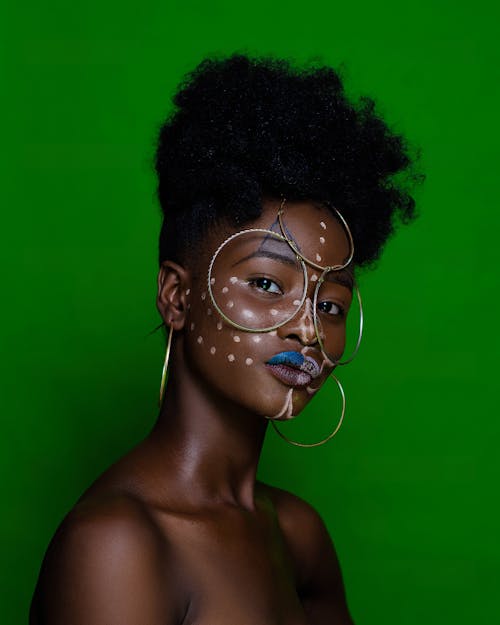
[[159, 324, 173, 408], [270, 374, 346, 448]]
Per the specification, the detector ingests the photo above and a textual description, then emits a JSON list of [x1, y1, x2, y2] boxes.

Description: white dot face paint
[[252, 336, 261, 343], [319, 237, 325, 245], [293, 299, 302, 306], [269, 330, 277, 336], [245, 358, 253, 366], [320, 221, 327, 230], [210, 278, 215, 285], [201, 292, 207, 300], [315, 254, 322, 262], [210, 346, 216, 355], [227, 300, 234, 308], [222, 286, 229, 294], [197, 336, 203, 344], [311, 274, 318, 282], [217, 321, 223, 331], [229, 276, 238, 284], [185, 288, 191, 296], [227, 353, 235, 362], [207, 308, 212, 316], [270, 309, 278, 316], [190, 322, 195, 331], [233, 335, 240, 342]]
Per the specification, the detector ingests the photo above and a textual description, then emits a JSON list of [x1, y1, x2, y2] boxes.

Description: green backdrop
[[2, 1, 498, 622]]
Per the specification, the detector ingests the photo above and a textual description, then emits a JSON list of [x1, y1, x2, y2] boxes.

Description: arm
[[270, 487, 355, 625], [30, 498, 187, 625]]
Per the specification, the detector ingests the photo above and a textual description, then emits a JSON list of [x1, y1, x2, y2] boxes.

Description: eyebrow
[[323, 271, 354, 290], [231, 249, 299, 269]]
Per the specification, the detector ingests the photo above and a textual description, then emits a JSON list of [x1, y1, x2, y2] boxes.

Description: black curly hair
[[155, 54, 420, 268]]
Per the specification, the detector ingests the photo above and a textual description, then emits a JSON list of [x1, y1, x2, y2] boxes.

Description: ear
[[156, 261, 191, 331]]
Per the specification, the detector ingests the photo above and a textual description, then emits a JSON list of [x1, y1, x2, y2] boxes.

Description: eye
[[317, 300, 345, 317], [248, 277, 282, 294]]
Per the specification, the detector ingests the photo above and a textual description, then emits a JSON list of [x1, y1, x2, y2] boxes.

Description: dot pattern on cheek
[[245, 358, 253, 366], [316, 254, 322, 262], [311, 274, 318, 282], [197, 336, 203, 344], [210, 346, 216, 355], [227, 300, 234, 308], [319, 237, 325, 245], [253, 336, 261, 343], [210, 278, 215, 285], [320, 221, 327, 230], [293, 299, 301, 306], [233, 335, 240, 342], [185, 289, 191, 296], [227, 354, 235, 362], [222, 287, 229, 294], [217, 321, 223, 331], [270, 309, 278, 316], [230, 276, 237, 284]]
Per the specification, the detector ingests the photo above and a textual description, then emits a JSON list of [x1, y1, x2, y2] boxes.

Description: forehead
[[252, 198, 351, 269]]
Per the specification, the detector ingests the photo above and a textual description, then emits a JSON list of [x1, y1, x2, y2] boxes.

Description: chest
[[156, 506, 309, 625]]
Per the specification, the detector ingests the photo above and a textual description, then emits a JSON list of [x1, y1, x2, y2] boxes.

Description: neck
[[144, 343, 269, 511]]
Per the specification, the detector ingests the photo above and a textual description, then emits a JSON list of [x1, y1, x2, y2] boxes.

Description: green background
[[2, 0, 498, 622]]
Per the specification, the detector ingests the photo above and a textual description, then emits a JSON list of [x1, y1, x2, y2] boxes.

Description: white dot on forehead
[[245, 358, 253, 366], [217, 321, 223, 330], [197, 336, 203, 344], [222, 286, 229, 294], [227, 353, 235, 362], [229, 276, 238, 284], [210, 346, 216, 355], [319, 237, 325, 244], [227, 300, 234, 308], [320, 221, 327, 230], [233, 335, 240, 342]]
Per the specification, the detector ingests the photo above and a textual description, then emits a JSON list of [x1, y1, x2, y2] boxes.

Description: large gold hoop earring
[[159, 324, 173, 408], [270, 374, 346, 448]]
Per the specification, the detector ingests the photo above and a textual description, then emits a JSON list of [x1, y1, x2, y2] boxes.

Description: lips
[[265, 351, 320, 387]]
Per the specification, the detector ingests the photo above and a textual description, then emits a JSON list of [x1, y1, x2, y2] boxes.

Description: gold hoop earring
[[270, 374, 346, 448], [159, 324, 173, 408]]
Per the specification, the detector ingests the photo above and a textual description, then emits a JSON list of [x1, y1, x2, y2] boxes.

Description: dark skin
[[30, 199, 355, 625]]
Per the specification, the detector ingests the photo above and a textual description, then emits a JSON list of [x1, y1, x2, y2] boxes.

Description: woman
[[30, 54, 418, 624]]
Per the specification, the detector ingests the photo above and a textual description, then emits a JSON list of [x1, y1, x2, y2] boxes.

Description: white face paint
[[320, 221, 327, 230], [207, 308, 212, 315], [217, 321, 223, 331], [233, 335, 240, 342], [197, 336, 203, 344], [210, 278, 215, 285], [229, 276, 238, 284], [311, 274, 318, 282], [222, 286, 229, 294], [201, 292, 207, 300], [267, 388, 294, 420], [210, 346, 216, 355], [315, 253, 322, 262], [190, 322, 195, 331], [227, 353, 235, 362], [186, 288, 191, 296], [245, 357, 253, 366], [319, 237, 325, 245]]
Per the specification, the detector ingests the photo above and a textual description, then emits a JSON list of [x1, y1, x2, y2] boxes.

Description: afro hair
[[155, 54, 420, 268]]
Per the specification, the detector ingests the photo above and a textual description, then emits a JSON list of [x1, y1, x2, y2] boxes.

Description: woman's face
[[180, 198, 354, 421]]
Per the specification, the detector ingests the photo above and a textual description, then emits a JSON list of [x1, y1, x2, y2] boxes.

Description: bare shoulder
[[258, 482, 355, 625], [30, 494, 187, 625]]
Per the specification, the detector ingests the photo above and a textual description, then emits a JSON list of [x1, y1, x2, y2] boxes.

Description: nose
[[276, 297, 318, 346]]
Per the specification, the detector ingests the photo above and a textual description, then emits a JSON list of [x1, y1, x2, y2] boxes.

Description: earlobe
[[156, 261, 190, 330]]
